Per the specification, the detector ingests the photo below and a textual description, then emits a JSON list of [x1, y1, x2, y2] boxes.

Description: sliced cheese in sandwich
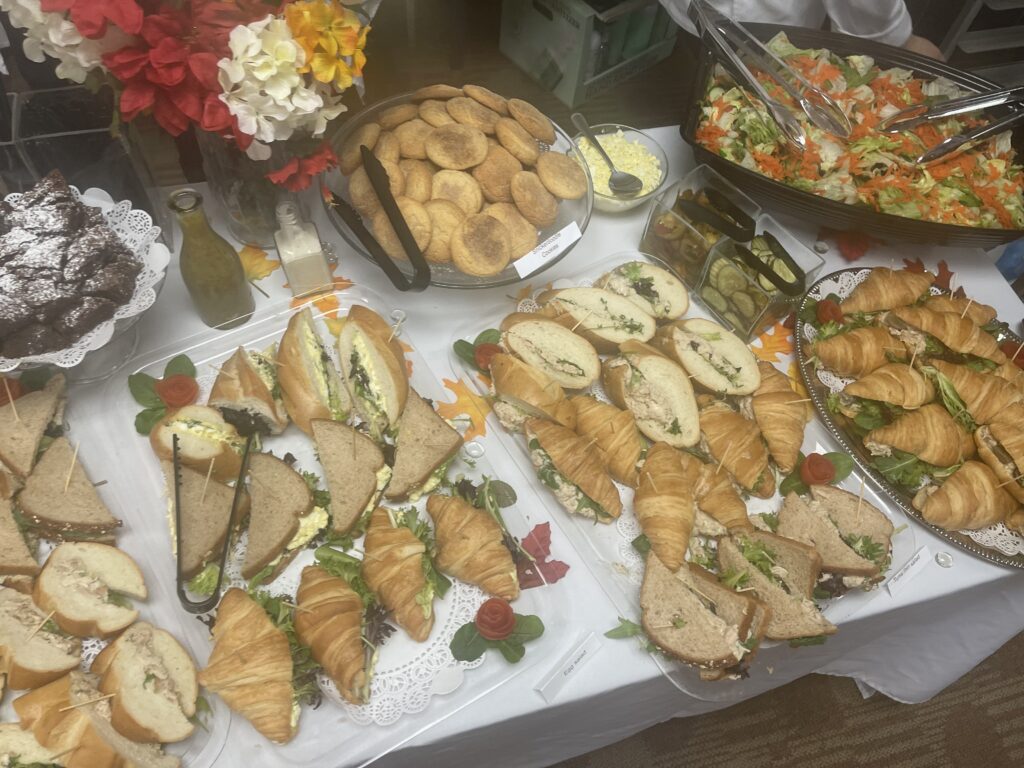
[[385, 389, 463, 502], [312, 419, 389, 536], [0, 496, 38, 576], [278, 307, 351, 435], [209, 345, 290, 435], [653, 318, 760, 395], [537, 286, 656, 352], [0, 586, 81, 690], [18, 437, 122, 539], [0, 373, 65, 478], [338, 306, 409, 440], [777, 492, 879, 578], [242, 453, 316, 580], [595, 261, 689, 320], [499, 313, 600, 390]]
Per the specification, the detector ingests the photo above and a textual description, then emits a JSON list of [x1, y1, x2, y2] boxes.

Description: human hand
[[903, 34, 944, 60]]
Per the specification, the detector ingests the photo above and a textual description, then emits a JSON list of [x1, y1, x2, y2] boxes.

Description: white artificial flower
[[217, 15, 347, 148]]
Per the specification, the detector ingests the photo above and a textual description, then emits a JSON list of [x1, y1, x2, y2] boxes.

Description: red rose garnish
[[475, 598, 516, 641], [815, 298, 844, 325], [473, 343, 502, 372], [155, 374, 199, 409], [0, 377, 24, 407], [800, 452, 836, 486]]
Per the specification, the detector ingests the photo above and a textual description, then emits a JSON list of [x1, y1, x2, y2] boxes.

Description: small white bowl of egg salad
[[571, 124, 668, 213]]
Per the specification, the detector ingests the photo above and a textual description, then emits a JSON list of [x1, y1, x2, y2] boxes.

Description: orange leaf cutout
[[324, 317, 346, 337], [239, 246, 281, 282], [476, 372, 493, 389], [397, 340, 414, 377], [288, 276, 355, 318], [512, 283, 534, 303], [752, 320, 794, 363], [436, 377, 491, 441]]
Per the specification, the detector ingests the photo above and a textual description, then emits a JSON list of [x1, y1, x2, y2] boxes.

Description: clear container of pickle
[[638, 164, 761, 286], [696, 213, 824, 342]]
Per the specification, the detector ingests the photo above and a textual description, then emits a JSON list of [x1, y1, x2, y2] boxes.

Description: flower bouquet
[[1, 0, 373, 244]]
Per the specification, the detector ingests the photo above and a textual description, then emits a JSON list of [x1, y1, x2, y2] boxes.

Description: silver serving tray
[[795, 268, 1024, 570]]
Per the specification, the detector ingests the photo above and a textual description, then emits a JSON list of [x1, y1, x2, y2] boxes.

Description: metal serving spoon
[[571, 112, 644, 197]]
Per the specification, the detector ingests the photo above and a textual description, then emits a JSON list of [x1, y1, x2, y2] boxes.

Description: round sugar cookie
[[425, 123, 488, 170], [371, 197, 432, 261], [431, 169, 483, 215], [446, 96, 500, 134], [464, 84, 508, 115], [495, 116, 540, 166], [398, 159, 434, 203], [419, 99, 456, 127], [507, 98, 555, 144], [412, 84, 464, 101], [373, 131, 401, 164], [423, 199, 465, 263], [535, 151, 588, 200], [472, 145, 522, 203], [484, 202, 538, 259], [378, 103, 419, 130], [349, 160, 405, 217], [394, 118, 433, 160], [451, 214, 511, 276], [510, 171, 557, 228], [339, 122, 380, 175]]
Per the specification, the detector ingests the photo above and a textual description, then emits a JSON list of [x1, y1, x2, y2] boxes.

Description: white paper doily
[[803, 268, 1024, 558], [0, 185, 170, 372]]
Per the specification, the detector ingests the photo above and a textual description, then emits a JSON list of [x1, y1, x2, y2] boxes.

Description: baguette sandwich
[[0, 586, 81, 691], [312, 419, 390, 537], [0, 496, 38, 576], [595, 260, 689, 320], [0, 373, 65, 479], [0, 722, 62, 766], [653, 318, 760, 395], [208, 345, 289, 435], [537, 286, 657, 352], [385, 390, 463, 502], [602, 341, 699, 448], [149, 405, 246, 484], [499, 313, 600, 390], [337, 305, 409, 440], [277, 307, 351, 435], [490, 353, 576, 432]]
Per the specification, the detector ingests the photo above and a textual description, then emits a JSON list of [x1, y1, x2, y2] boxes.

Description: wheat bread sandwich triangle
[[312, 419, 389, 536], [160, 461, 249, 581], [0, 496, 38, 576], [639, 552, 749, 669], [0, 585, 81, 690], [810, 484, 894, 572], [717, 531, 836, 641], [0, 465, 22, 499], [777, 491, 880, 578], [0, 373, 65, 479], [385, 389, 463, 501], [18, 436, 121, 538], [241, 453, 312, 579]]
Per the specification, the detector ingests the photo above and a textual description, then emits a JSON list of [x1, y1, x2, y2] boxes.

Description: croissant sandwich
[[864, 403, 974, 468], [924, 359, 1023, 426], [524, 418, 622, 522], [634, 443, 699, 571], [813, 326, 906, 379], [913, 461, 1017, 530], [699, 401, 774, 498], [923, 294, 997, 326], [842, 362, 935, 411], [490, 352, 577, 432], [750, 361, 807, 474], [839, 267, 934, 314], [975, 423, 1024, 505], [571, 395, 645, 487], [885, 306, 1006, 365], [295, 565, 370, 705], [362, 506, 437, 642], [694, 461, 751, 531], [198, 588, 295, 744], [426, 494, 519, 600]]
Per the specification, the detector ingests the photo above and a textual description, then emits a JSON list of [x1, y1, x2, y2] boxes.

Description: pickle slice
[[722, 310, 746, 332], [700, 285, 729, 314], [715, 262, 748, 296], [732, 291, 757, 319]]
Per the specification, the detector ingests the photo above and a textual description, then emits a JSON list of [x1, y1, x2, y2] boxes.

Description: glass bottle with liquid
[[168, 188, 254, 329], [274, 202, 333, 297]]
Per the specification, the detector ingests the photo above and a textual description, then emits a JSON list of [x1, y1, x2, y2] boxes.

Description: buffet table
[[72, 126, 1024, 768]]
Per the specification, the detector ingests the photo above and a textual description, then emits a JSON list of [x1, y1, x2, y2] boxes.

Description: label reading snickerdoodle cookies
[[514, 221, 582, 278]]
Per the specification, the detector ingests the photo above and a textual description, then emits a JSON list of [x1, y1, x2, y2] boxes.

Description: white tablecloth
[[85, 127, 1024, 767]]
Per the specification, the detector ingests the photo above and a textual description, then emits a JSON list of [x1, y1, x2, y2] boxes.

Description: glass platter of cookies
[[322, 84, 594, 289]]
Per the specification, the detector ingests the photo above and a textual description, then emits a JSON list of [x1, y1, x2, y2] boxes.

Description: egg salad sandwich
[[489, 352, 577, 432], [278, 306, 351, 435], [537, 286, 657, 353], [337, 306, 409, 440], [0, 373, 66, 480], [653, 318, 761, 396], [384, 390, 463, 502], [150, 405, 246, 483], [595, 261, 689, 320], [209, 345, 289, 435], [312, 419, 390, 538], [499, 313, 600, 390], [242, 453, 326, 582]]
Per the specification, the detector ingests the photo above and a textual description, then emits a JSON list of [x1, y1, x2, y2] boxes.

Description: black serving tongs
[[880, 85, 1024, 165], [329, 146, 430, 291], [734, 232, 806, 297], [677, 186, 756, 242], [173, 432, 255, 614]]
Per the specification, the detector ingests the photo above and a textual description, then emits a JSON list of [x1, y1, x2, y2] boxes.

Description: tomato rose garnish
[[816, 298, 844, 326], [0, 377, 24, 407], [154, 374, 199, 409], [474, 343, 503, 372], [475, 597, 517, 641], [800, 452, 836, 486]]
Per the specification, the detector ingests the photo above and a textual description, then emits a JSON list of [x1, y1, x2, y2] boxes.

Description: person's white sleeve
[[823, 1, 914, 47]]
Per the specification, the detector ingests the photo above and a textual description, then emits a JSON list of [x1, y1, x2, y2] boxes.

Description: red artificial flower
[[266, 144, 339, 191], [515, 522, 569, 590], [818, 227, 880, 262], [935, 259, 955, 291], [903, 257, 927, 273], [41, 0, 143, 39]]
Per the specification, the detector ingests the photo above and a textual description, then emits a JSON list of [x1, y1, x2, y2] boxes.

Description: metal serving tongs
[[329, 146, 431, 292], [689, 0, 807, 151], [173, 431, 255, 614], [698, 3, 851, 138], [879, 85, 1024, 166]]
